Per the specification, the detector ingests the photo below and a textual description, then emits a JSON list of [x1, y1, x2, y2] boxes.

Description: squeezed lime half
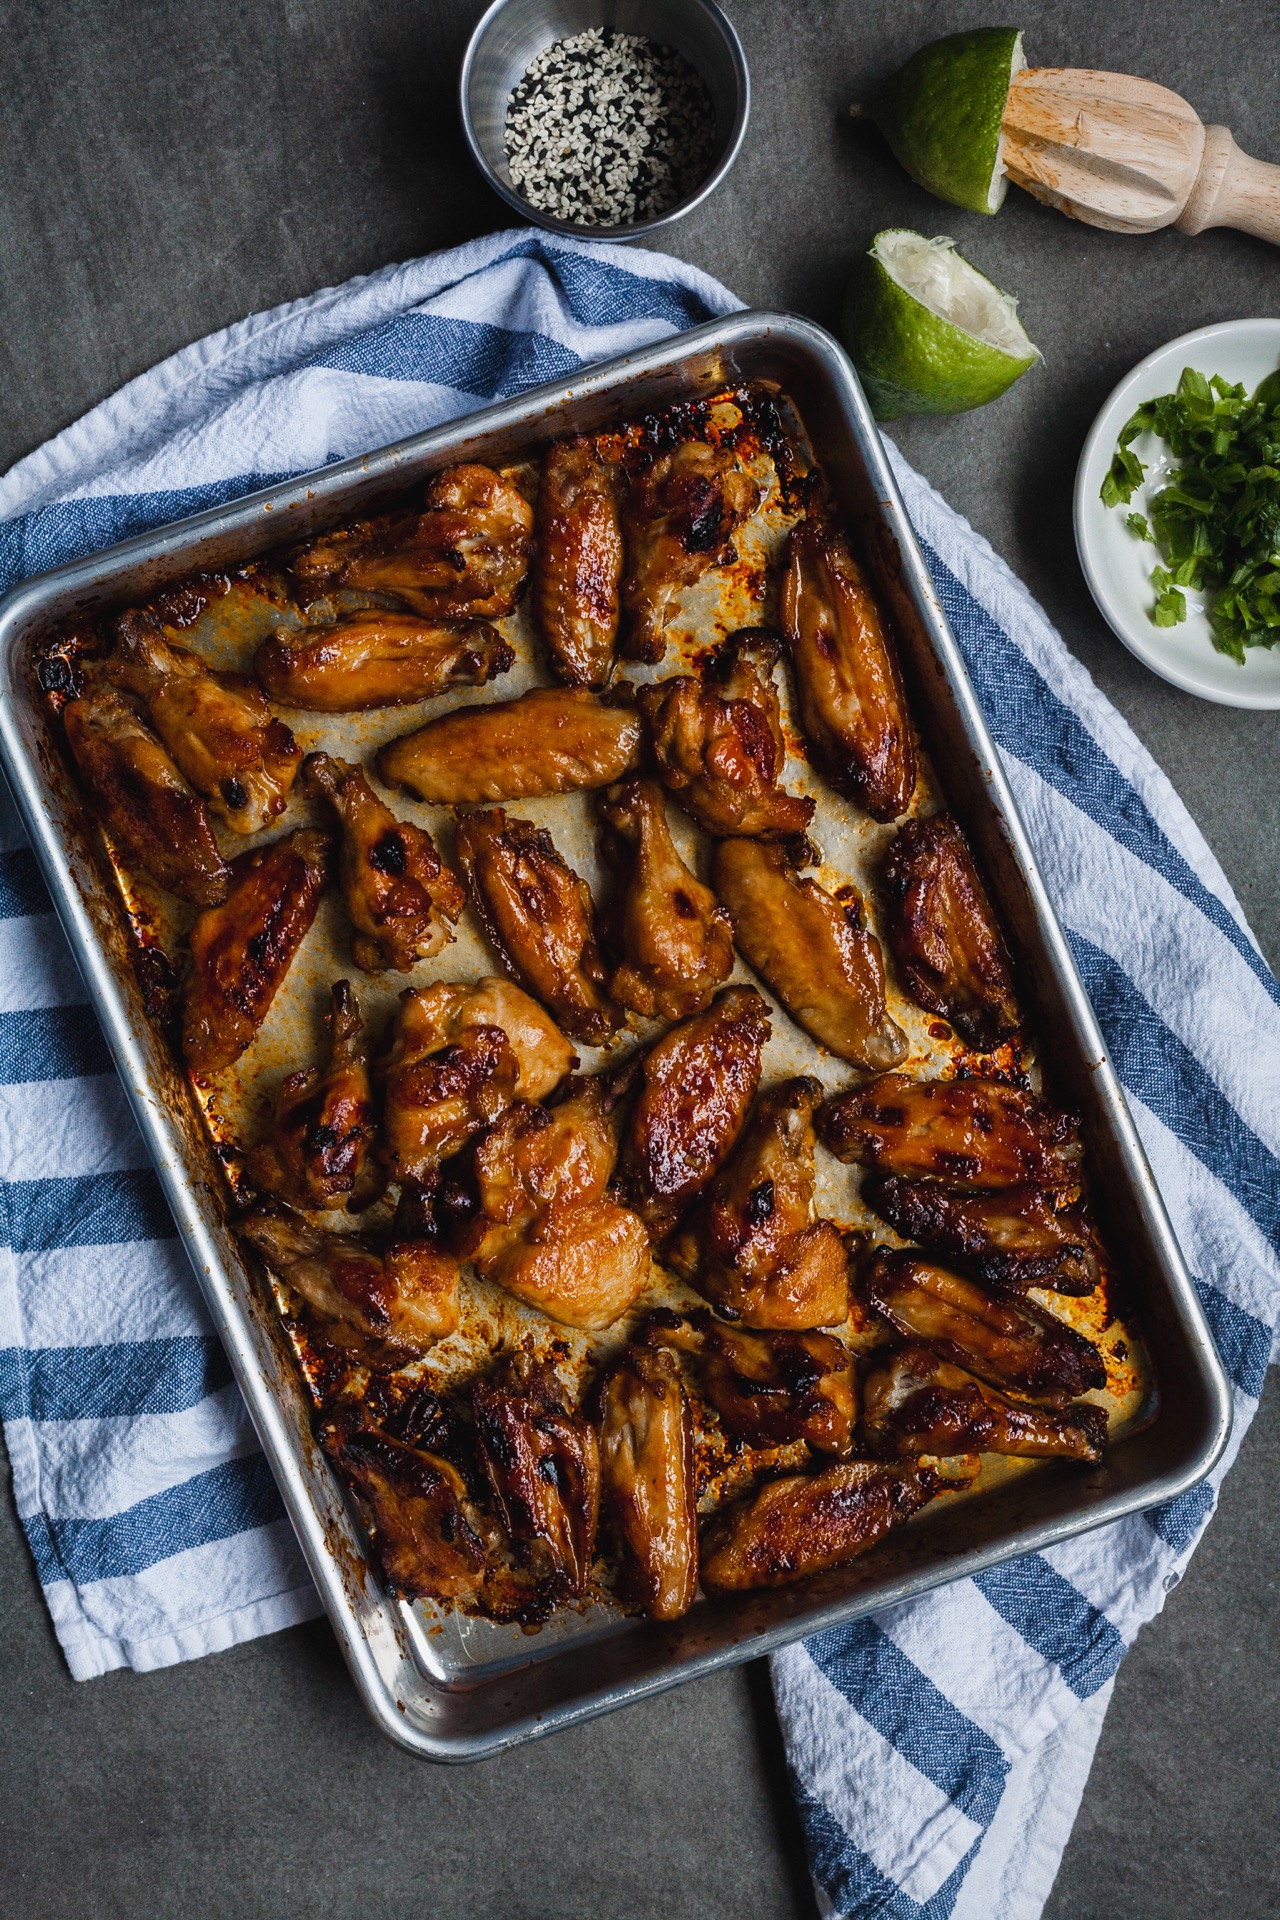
[[866, 28, 1025, 216]]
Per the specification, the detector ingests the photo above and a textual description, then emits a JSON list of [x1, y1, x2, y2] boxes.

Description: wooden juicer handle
[[1176, 125, 1280, 244]]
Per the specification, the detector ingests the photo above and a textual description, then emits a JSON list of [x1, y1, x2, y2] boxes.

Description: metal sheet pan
[[0, 312, 1232, 1759]]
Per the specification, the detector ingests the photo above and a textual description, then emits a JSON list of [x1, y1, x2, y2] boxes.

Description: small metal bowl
[[460, 0, 750, 242]]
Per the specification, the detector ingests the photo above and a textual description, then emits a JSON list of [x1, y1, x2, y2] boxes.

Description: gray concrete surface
[[0, 1, 1277, 1914]]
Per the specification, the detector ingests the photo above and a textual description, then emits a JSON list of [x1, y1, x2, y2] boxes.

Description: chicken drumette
[[647, 1309, 856, 1456], [377, 687, 643, 805], [700, 1460, 938, 1592], [598, 777, 734, 1022], [597, 1344, 697, 1620], [862, 1175, 1099, 1295], [862, 1345, 1108, 1464], [533, 435, 624, 688], [244, 979, 381, 1211], [621, 441, 766, 664], [472, 1359, 600, 1602], [881, 814, 1020, 1050], [254, 610, 513, 711], [819, 1072, 1083, 1190]]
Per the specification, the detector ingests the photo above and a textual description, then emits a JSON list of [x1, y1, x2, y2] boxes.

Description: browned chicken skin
[[108, 610, 300, 834], [861, 1249, 1106, 1405], [647, 1309, 856, 1456], [63, 682, 231, 905], [667, 1078, 849, 1329], [253, 610, 513, 711], [819, 1072, 1083, 1190], [244, 979, 382, 1210], [320, 1420, 485, 1603], [472, 1359, 600, 1601], [639, 630, 815, 839], [303, 752, 464, 972], [599, 777, 734, 1022], [291, 464, 533, 619], [377, 686, 643, 805], [455, 808, 620, 1044], [881, 814, 1020, 1050], [701, 1459, 938, 1593], [862, 1345, 1108, 1464], [862, 1176, 1099, 1295], [780, 515, 916, 822], [182, 828, 331, 1074], [597, 1344, 697, 1619], [713, 838, 907, 1070], [534, 436, 624, 688], [613, 985, 771, 1241], [621, 440, 766, 665]]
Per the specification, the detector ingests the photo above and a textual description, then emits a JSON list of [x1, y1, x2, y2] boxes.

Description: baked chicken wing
[[108, 610, 300, 834], [472, 1359, 600, 1601], [779, 515, 916, 822], [666, 1078, 848, 1329], [320, 1421, 485, 1603], [254, 610, 513, 711], [647, 1309, 856, 1456], [881, 814, 1019, 1050], [63, 682, 231, 905], [621, 441, 766, 664], [638, 630, 815, 839], [455, 808, 620, 1044], [818, 1072, 1082, 1190], [862, 1175, 1099, 1295], [533, 435, 624, 688], [598, 777, 734, 1022], [377, 687, 643, 805], [303, 751, 464, 972], [713, 838, 907, 1070], [244, 979, 381, 1210], [597, 1345, 697, 1620], [861, 1248, 1106, 1405], [862, 1345, 1108, 1464], [182, 827, 330, 1074], [700, 1459, 937, 1593]]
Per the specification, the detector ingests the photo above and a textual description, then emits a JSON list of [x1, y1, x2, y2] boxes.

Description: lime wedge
[[843, 230, 1040, 421], [865, 28, 1025, 216]]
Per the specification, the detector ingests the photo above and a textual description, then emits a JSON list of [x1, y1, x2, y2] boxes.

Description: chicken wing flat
[[638, 630, 815, 839], [240, 1204, 460, 1358], [666, 1078, 848, 1329], [533, 436, 624, 688], [599, 777, 734, 1022], [779, 515, 916, 822], [304, 751, 464, 972], [244, 979, 381, 1210], [254, 610, 513, 711], [700, 1459, 937, 1593], [622, 441, 766, 664], [377, 687, 643, 805], [597, 1344, 697, 1620], [320, 1420, 485, 1603], [183, 828, 331, 1074], [455, 808, 620, 1044], [862, 1175, 1099, 1295], [291, 464, 533, 619], [881, 814, 1019, 1050], [613, 985, 771, 1241], [108, 610, 300, 834], [863, 1345, 1108, 1464], [472, 1359, 600, 1601], [861, 1248, 1106, 1405], [63, 682, 231, 905], [713, 838, 907, 1070], [647, 1309, 856, 1456], [818, 1072, 1082, 1190]]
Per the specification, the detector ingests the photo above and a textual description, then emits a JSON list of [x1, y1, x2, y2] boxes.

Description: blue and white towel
[[0, 229, 1276, 1920]]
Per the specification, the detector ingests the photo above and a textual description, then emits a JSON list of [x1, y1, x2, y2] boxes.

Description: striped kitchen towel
[[0, 228, 1276, 1920]]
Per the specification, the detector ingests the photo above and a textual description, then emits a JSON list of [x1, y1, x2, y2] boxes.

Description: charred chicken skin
[[666, 1078, 849, 1329], [597, 1344, 697, 1619], [320, 1420, 485, 1603], [621, 440, 766, 664], [472, 1359, 600, 1601], [244, 979, 381, 1210], [819, 1072, 1083, 1191], [647, 1309, 856, 1457], [862, 1175, 1099, 1296], [240, 1203, 460, 1357], [861, 1248, 1106, 1406], [700, 1459, 937, 1593], [108, 610, 300, 834], [533, 435, 624, 688], [613, 985, 771, 1242], [290, 464, 533, 619], [862, 1345, 1108, 1465], [639, 629, 815, 839], [253, 610, 513, 712], [182, 827, 330, 1074], [881, 814, 1020, 1050], [63, 682, 231, 905], [599, 777, 734, 1021], [779, 515, 916, 822], [377, 686, 643, 805], [455, 808, 620, 1044], [713, 838, 907, 1070], [303, 751, 464, 972]]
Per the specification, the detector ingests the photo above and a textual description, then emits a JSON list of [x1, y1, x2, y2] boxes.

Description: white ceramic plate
[[1074, 317, 1280, 709]]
